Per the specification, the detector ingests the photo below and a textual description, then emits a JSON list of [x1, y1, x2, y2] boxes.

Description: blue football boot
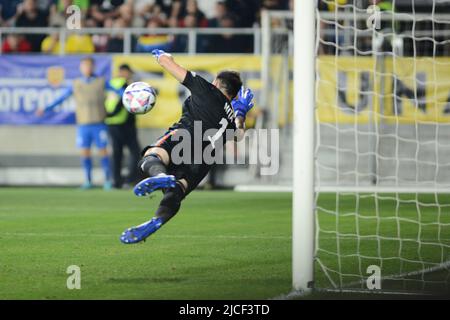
[[120, 217, 163, 244], [133, 174, 176, 197]]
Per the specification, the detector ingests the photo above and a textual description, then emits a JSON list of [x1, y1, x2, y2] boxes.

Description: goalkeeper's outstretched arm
[[152, 49, 187, 83]]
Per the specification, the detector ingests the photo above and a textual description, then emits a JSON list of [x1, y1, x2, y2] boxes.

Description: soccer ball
[[122, 82, 157, 114]]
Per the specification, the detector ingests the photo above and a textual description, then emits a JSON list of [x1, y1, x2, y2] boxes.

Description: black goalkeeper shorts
[[141, 126, 212, 195]]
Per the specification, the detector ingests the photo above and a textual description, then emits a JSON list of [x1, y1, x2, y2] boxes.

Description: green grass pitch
[[0, 188, 449, 299], [0, 188, 292, 299]]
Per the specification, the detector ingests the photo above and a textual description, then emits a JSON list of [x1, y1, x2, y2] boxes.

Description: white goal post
[[293, 1, 315, 292]]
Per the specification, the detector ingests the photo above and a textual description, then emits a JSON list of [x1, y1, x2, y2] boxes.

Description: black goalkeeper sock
[[138, 154, 167, 177], [155, 183, 185, 224]]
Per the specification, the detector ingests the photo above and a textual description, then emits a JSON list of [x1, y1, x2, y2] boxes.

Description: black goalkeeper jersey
[[178, 71, 236, 141], [144, 71, 238, 193]]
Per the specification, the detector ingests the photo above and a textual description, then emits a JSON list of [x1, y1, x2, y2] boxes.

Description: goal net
[[262, 1, 450, 295]]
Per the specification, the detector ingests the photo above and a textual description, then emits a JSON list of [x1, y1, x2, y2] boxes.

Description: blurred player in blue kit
[[37, 57, 124, 190]]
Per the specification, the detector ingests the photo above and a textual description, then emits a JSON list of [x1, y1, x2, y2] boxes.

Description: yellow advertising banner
[[112, 55, 450, 128], [383, 57, 450, 124], [112, 55, 261, 128], [316, 56, 376, 124], [316, 56, 450, 124]]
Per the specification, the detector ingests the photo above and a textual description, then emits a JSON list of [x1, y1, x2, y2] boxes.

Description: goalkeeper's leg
[[120, 180, 187, 244], [134, 147, 176, 196], [154, 180, 186, 223]]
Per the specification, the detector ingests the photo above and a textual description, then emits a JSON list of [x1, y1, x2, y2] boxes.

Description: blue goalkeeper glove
[[232, 87, 254, 119], [151, 49, 172, 62]]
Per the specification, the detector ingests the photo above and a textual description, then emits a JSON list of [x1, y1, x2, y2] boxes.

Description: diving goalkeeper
[[120, 49, 254, 244]]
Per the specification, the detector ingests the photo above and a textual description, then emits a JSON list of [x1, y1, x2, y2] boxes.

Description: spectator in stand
[[225, 0, 258, 27], [324, 0, 348, 11], [317, 0, 347, 55], [171, 12, 195, 52], [171, 12, 207, 53], [92, 17, 112, 52], [261, 0, 289, 10], [15, 0, 49, 52], [49, 0, 72, 27], [129, 0, 154, 13], [118, 1, 133, 26], [2, 34, 32, 53], [105, 2, 135, 52], [167, 0, 182, 28], [205, 14, 246, 53], [203, 1, 228, 52], [128, 0, 154, 27], [187, 0, 207, 26], [106, 17, 127, 52], [50, 0, 92, 26], [207, 1, 227, 28], [37, 0, 56, 13], [41, 20, 95, 54], [2, 0, 296, 55], [169, 0, 209, 52], [128, 0, 174, 26], [135, 17, 172, 53], [89, 0, 124, 26], [41, 26, 62, 53], [150, 2, 170, 22], [173, 0, 208, 28], [154, 0, 174, 19], [195, 0, 220, 19], [0, 0, 22, 26], [54, 0, 90, 13]]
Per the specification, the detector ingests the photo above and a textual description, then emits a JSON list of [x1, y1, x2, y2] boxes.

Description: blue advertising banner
[[0, 55, 111, 125]]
